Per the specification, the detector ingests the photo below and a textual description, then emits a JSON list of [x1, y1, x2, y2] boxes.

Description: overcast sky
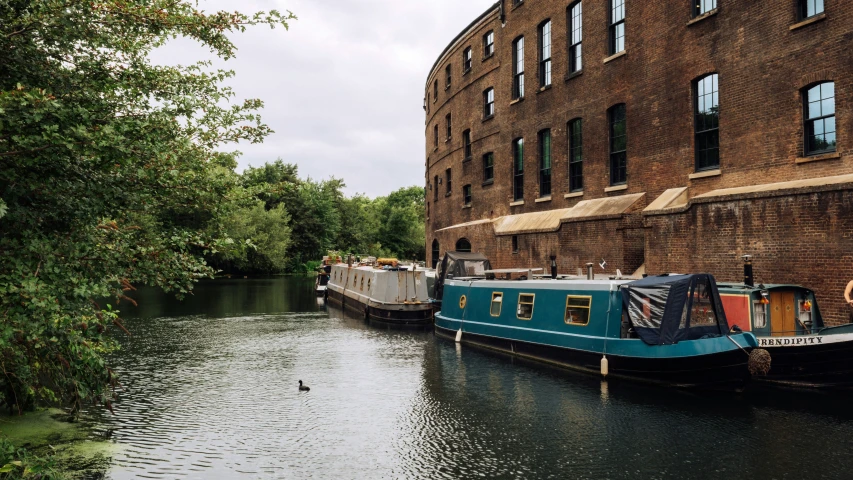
[[153, 0, 495, 198]]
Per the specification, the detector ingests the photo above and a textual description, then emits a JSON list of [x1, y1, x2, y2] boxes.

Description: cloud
[[151, 0, 495, 197]]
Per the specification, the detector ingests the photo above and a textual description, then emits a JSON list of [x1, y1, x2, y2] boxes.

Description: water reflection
[[92, 277, 853, 479]]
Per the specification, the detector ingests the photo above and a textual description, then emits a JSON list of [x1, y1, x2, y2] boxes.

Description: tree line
[[214, 160, 425, 275]]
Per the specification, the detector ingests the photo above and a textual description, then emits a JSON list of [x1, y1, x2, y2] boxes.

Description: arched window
[[803, 82, 836, 156], [694, 73, 720, 171], [513, 137, 524, 201], [455, 238, 472, 253], [608, 104, 627, 185], [512, 36, 525, 99], [538, 129, 552, 197], [568, 118, 583, 192], [431, 239, 440, 269], [538, 20, 552, 88]]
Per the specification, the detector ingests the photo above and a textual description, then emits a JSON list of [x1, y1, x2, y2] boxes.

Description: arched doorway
[[431, 239, 440, 269], [455, 238, 472, 253]]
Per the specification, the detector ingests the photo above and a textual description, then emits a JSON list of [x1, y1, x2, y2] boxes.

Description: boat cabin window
[[367, 278, 371, 291], [517, 293, 535, 320], [753, 301, 767, 329], [491, 292, 503, 316], [688, 280, 719, 328], [565, 296, 591, 325]]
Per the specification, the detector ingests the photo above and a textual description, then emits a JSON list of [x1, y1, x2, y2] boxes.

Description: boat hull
[[753, 331, 853, 388], [326, 287, 433, 326], [435, 323, 752, 391]]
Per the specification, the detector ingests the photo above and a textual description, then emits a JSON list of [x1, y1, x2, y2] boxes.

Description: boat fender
[[748, 348, 772, 376], [455, 328, 462, 343], [364, 306, 369, 320], [600, 355, 609, 377]]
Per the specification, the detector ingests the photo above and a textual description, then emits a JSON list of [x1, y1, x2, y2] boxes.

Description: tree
[[0, 1, 293, 413]]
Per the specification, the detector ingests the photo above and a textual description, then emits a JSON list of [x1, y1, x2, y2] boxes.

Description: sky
[[153, 0, 495, 198]]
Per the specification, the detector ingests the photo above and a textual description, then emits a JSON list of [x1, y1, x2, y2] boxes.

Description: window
[[517, 293, 535, 320], [513, 0, 523, 6], [804, 82, 836, 156], [445, 113, 452, 140], [484, 30, 495, 57], [483, 88, 495, 118], [513, 138, 524, 201], [799, 0, 824, 20], [753, 301, 767, 329], [463, 47, 473, 73], [490, 292, 503, 317], [483, 152, 494, 182], [512, 37, 525, 100], [446, 168, 452, 194], [694, 0, 716, 16], [433, 80, 438, 101], [565, 296, 592, 325], [609, 0, 625, 55], [433, 124, 439, 148], [538, 20, 552, 88], [569, 2, 583, 73], [463, 129, 472, 161], [455, 238, 471, 252], [445, 64, 451, 89], [695, 74, 720, 171], [569, 119, 583, 192], [609, 104, 627, 185], [512, 235, 518, 253], [463, 184, 472, 205], [434, 175, 439, 201], [538, 129, 551, 197], [431, 239, 440, 269]]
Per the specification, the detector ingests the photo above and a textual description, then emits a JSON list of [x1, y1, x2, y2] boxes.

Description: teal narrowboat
[[718, 283, 853, 388], [435, 274, 761, 390]]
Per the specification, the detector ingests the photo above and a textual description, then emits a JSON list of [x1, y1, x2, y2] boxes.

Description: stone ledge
[[462, 204, 472, 209], [689, 169, 722, 180], [687, 8, 718, 27], [534, 196, 552, 203], [564, 191, 584, 199], [604, 184, 628, 193], [565, 70, 583, 82], [796, 152, 841, 164], [644, 173, 853, 217], [603, 50, 626, 64], [790, 13, 826, 31], [537, 85, 552, 94], [509, 200, 525, 207], [510, 97, 524, 106]]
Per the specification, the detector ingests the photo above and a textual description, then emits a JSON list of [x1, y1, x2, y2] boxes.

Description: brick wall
[[425, 0, 853, 323], [645, 188, 853, 326]]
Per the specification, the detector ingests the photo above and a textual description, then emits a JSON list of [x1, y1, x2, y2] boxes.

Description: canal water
[[90, 277, 853, 479]]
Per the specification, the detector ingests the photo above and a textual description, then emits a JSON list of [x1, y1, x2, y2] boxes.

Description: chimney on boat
[[586, 263, 595, 280], [550, 255, 558, 279], [742, 254, 754, 287]]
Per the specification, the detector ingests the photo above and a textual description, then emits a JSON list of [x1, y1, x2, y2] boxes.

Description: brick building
[[424, 0, 853, 324]]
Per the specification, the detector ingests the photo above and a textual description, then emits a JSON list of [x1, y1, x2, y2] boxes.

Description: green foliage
[[0, 1, 293, 412], [216, 202, 292, 273], [0, 437, 64, 480]]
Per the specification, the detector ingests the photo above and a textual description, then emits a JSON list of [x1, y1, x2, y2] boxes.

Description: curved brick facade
[[424, 0, 853, 324]]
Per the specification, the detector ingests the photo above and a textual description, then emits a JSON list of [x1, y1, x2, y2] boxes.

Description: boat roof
[[446, 277, 635, 291], [717, 282, 813, 292]]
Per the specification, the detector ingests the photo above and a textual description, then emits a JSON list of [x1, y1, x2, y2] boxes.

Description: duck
[[298, 380, 310, 392]]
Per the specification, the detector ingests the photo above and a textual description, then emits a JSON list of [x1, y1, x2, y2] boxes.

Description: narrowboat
[[435, 273, 764, 390], [326, 262, 433, 325], [719, 282, 853, 388]]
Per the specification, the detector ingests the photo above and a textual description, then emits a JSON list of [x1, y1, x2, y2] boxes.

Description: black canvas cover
[[434, 251, 492, 301], [622, 274, 729, 345]]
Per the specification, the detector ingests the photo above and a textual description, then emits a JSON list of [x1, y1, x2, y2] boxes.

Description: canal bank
[[1, 409, 117, 479], [74, 277, 853, 479]]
